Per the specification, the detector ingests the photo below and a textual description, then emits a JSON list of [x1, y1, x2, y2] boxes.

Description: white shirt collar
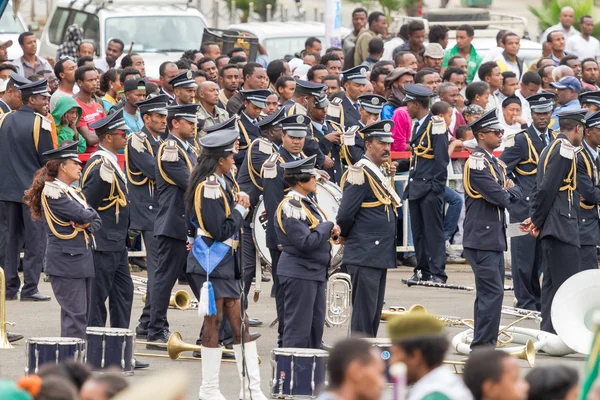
[[98, 145, 118, 163], [532, 125, 548, 140], [214, 173, 227, 189], [312, 121, 323, 131], [585, 140, 598, 160], [172, 135, 190, 151], [416, 113, 429, 129]]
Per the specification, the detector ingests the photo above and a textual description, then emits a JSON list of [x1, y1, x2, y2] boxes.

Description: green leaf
[[529, 0, 594, 33]]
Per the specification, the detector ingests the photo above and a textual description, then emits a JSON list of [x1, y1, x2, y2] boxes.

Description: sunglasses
[[109, 130, 127, 136], [481, 129, 504, 137]]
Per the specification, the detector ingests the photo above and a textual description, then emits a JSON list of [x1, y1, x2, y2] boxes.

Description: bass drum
[[253, 181, 343, 268]]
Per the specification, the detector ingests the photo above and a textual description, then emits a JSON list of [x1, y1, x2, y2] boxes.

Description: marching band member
[[125, 94, 169, 339], [463, 109, 522, 348], [336, 120, 400, 337], [328, 66, 369, 129], [499, 93, 555, 311], [262, 114, 311, 346], [275, 155, 340, 348], [24, 141, 101, 338], [147, 103, 200, 349], [576, 110, 600, 270], [235, 89, 271, 170], [403, 84, 449, 284], [81, 110, 135, 331], [282, 79, 323, 116], [185, 129, 266, 400], [522, 109, 586, 334]]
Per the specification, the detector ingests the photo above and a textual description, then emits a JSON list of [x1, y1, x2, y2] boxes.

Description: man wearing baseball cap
[[423, 43, 444, 73], [549, 76, 581, 131], [0, 39, 13, 63]]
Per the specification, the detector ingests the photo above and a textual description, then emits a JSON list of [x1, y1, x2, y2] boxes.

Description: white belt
[[196, 228, 238, 249]]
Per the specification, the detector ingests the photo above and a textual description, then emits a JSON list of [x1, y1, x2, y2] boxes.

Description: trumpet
[[326, 273, 352, 327]]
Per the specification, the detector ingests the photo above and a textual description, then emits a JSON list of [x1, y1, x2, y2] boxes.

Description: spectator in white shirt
[[540, 6, 579, 44], [478, 61, 503, 112], [565, 15, 600, 61], [515, 71, 542, 124], [94, 39, 125, 73]]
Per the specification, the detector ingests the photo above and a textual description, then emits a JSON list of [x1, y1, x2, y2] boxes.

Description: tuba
[[326, 273, 352, 327], [0, 267, 13, 349]]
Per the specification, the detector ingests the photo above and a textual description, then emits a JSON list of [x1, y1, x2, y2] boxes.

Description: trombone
[[132, 275, 196, 310], [0, 267, 15, 349], [501, 306, 542, 322]]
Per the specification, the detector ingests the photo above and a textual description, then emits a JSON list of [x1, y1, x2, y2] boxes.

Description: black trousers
[[89, 249, 133, 328], [270, 249, 285, 347], [579, 245, 599, 271], [138, 230, 159, 329], [280, 276, 325, 348], [0, 201, 7, 266], [242, 219, 257, 301], [409, 192, 447, 281], [510, 234, 542, 311], [464, 248, 504, 348], [51, 276, 92, 339], [148, 235, 191, 340], [1, 201, 46, 297], [540, 237, 580, 334], [347, 265, 387, 337]]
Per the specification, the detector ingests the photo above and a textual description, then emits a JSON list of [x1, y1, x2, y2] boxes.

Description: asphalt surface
[[0, 264, 587, 399]]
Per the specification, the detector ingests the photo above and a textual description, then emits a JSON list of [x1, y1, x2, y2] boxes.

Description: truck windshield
[[0, 5, 26, 34]]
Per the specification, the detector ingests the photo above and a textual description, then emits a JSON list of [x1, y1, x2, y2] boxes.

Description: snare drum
[[366, 338, 393, 382], [86, 328, 135, 375], [253, 182, 343, 267], [270, 348, 329, 398], [25, 337, 86, 375]]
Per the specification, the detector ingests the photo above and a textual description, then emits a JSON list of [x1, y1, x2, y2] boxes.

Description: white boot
[[199, 347, 226, 400], [234, 341, 268, 400]]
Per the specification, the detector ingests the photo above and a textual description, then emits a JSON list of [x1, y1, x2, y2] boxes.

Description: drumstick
[[127, 41, 135, 55]]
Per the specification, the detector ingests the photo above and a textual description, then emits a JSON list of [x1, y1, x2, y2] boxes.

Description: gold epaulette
[[558, 139, 575, 159], [468, 152, 486, 170], [203, 175, 223, 199], [430, 115, 447, 135], [42, 181, 63, 199], [161, 140, 179, 162], [99, 157, 115, 183], [262, 153, 280, 179], [327, 97, 342, 119], [344, 164, 365, 185], [130, 131, 148, 153]]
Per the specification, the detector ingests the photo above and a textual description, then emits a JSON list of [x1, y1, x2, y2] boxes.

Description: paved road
[[0, 264, 586, 399]]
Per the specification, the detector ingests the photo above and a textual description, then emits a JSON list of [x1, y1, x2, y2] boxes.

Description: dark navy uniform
[[237, 108, 286, 299], [275, 155, 333, 348], [577, 110, 600, 270], [149, 103, 201, 343], [403, 84, 449, 282], [499, 94, 555, 311], [0, 78, 54, 299], [327, 66, 369, 129], [336, 121, 399, 337], [463, 110, 522, 348], [309, 92, 344, 183], [81, 110, 133, 328], [236, 90, 271, 170], [41, 142, 102, 338], [162, 71, 198, 140], [125, 95, 169, 334], [530, 109, 586, 334], [262, 114, 310, 346]]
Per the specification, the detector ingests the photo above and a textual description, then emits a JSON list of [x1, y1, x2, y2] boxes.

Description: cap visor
[[285, 130, 307, 138], [182, 116, 198, 124], [376, 137, 394, 144], [352, 77, 369, 85], [550, 82, 568, 89], [531, 105, 553, 113], [362, 105, 382, 114], [180, 83, 198, 89], [154, 110, 168, 116], [70, 156, 83, 163], [41, 92, 51, 97], [250, 100, 267, 109]]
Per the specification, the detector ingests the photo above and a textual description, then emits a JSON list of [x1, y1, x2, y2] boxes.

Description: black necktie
[[354, 103, 360, 112], [540, 133, 547, 146], [412, 122, 419, 139]]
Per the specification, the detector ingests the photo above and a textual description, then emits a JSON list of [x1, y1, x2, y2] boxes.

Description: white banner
[[324, 0, 342, 48]]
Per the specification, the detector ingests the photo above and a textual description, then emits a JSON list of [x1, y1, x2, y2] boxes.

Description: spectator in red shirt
[[74, 66, 104, 153]]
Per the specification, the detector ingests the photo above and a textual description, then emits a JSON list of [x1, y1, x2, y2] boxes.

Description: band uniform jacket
[[186, 174, 245, 280], [237, 137, 278, 207], [0, 105, 55, 203], [262, 148, 305, 250], [340, 126, 366, 167], [275, 194, 334, 282], [403, 114, 449, 201], [282, 100, 307, 117], [463, 147, 522, 252], [336, 158, 397, 269], [576, 143, 600, 246], [125, 127, 162, 231], [236, 114, 262, 169], [530, 133, 580, 247], [0, 99, 10, 114], [81, 152, 130, 252], [154, 134, 198, 241], [327, 96, 361, 129], [500, 125, 553, 221], [41, 180, 102, 278], [311, 121, 344, 184]]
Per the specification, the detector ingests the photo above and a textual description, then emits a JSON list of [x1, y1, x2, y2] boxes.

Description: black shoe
[[21, 292, 51, 302], [248, 317, 263, 327], [409, 272, 421, 281], [177, 278, 188, 285], [402, 255, 417, 268], [135, 325, 148, 339], [145, 330, 170, 351], [429, 276, 446, 284], [8, 332, 24, 343], [250, 332, 261, 341], [320, 342, 333, 351], [134, 359, 150, 369], [261, 272, 271, 282], [6, 294, 18, 301]]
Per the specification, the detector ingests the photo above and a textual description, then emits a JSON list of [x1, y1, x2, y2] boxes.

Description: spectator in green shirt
[[442, 24, 483, 84], [52, 96, 86, 153]]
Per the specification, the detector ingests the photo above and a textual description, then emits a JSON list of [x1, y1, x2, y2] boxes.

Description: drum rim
[[251, 195, 272, 268], [364, 338, 392, 345], [26, 337, 86, 344], [85, 328, 134, 336], [272, 348, 330, 356], [318, 181, 343, 200]]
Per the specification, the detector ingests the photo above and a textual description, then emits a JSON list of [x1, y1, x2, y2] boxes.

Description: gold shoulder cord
[[157, 142, 193, 186], [413, 120, 434, 159], [41, 189, 92, 248], [246, 141, 266, 191], [237, 119, 252, 150], [193, 181, 231, 239], [275, 197, 319, 234], [125, 136, 154, 186], [287, 105, 296, 116], [81, 157, 127, 220], [81, 159, 103, 186], [340, 168, 397, 220], [515, 133, 539, 176], [0, 111, 12, 129], [542, 140, 577, 202], [33, 115, 41, 153], [579, 150, 595, 210], [463, 158, 506, 200]]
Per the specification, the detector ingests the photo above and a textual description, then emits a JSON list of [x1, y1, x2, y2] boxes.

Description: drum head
[[27, 337, 85, 345], [252, 196, 272, 267], [86, 328, 134, 336], [274, 347, 329, 357]]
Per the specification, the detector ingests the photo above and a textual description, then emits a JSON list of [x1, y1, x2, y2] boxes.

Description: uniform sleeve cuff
[[235, 204, 249, 219]]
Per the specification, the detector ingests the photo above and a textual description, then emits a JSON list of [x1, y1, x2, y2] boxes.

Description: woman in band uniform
[[23, 141, 101, 339], [184, 129, 267, 400], [275, 154, 341, 348]]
